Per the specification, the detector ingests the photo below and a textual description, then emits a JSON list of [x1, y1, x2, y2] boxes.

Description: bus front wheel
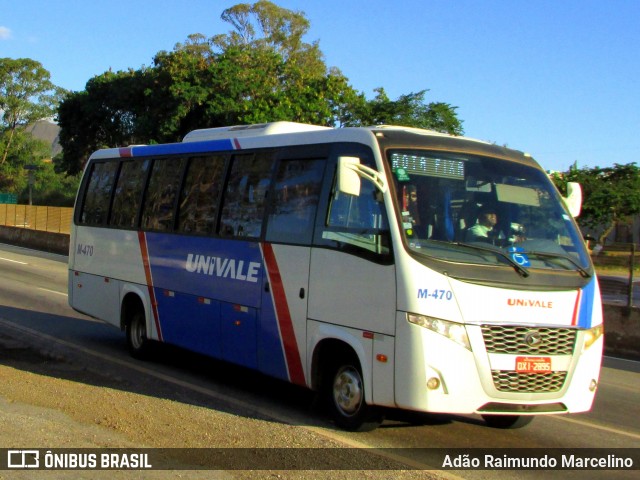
[[326, 360, 383, 432], [125, 309, 152, 359]]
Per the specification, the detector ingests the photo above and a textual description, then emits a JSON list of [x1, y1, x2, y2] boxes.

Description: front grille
[[491, 370, 567, 392], [481, 325, 577, 355]]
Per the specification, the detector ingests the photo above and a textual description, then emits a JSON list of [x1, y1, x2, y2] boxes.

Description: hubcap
[[333, 366, 363, 416], [131, 317, 145, 349]]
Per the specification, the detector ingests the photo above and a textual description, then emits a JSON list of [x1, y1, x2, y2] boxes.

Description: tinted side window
[[219, 153, 275, 238], [110, 159, 150, 228], [141, 157, 186, 231], [80, 161, 119, 225], [177, 155, 226, 234], [265, 159, 325, 245], [320, 168, 391, 258]]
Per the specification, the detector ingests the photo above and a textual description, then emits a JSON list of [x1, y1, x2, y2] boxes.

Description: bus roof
[[87, 122, 534, 167], [182, 121, 330, 142]]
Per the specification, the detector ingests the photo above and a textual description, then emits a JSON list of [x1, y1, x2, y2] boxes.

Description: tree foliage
[[0, 126, 78, 205], [552, 163, 640, 244], [0, 57, 64, 165], [0, 58, 76, 203], [346, 87, 463, 134], [0, 130, 49, 191], [56, 68, 154, 175], [56, 1, 464, 176]]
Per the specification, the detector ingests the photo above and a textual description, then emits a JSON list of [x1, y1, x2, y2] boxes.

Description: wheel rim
[[130, 315, 146, 349], [332, 366, 363, 417]]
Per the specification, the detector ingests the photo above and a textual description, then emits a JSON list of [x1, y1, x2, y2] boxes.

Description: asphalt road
[[0, 243, 638, 479]]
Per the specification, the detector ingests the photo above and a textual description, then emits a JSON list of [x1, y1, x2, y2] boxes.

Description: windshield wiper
[[451, 242, 530, 278], [524, 251, 592, 278]]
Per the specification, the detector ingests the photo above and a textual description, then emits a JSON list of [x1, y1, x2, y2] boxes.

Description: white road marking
[[37, 287, 68, 297], [0, 256, 28, 265], [550, 413, 640, 440]]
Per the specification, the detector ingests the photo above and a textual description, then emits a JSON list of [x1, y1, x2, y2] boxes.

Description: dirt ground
[[0, 332, 445, 480]]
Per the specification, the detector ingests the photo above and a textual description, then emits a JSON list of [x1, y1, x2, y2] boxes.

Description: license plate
[[516, 356, 552, 373]]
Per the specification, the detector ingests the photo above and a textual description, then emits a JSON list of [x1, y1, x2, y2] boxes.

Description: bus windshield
[[387, 150, 591, 276]]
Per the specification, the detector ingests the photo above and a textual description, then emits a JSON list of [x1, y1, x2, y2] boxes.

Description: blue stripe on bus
[[143, 233, 290, 380], [258, 285, 290, 382], [577, 278, 597, 328], [154, 288, 222, 358], [125, 139, 238, 157], [144, 233, 263, 306]]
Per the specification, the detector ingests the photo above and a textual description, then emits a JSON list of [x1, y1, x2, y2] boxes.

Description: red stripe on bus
[[233, 138, 242, 150], [119, 147, 133, 157], [138, 231, 163, 341], [261, 242, 306, 386], [571, 290, 582, 326]]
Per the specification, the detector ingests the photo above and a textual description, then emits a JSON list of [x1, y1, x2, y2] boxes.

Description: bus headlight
[[583, 323, 604, 350], [407, 313, 471, 350]]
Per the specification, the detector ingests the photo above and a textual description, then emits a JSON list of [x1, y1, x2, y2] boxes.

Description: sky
[[2, 0, 639, 172]]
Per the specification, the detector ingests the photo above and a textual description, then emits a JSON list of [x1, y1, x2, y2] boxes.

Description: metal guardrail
[[592, 243, 638, 308], [0, 204, 72, 234]]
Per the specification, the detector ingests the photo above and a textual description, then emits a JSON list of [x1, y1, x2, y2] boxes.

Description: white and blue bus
[[69, 122, 603, 431]]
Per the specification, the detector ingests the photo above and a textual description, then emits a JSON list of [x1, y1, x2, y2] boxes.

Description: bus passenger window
[[265, 159, 325, 245], [219, 153, 275, 238], [177, 155, 226, 234], [79, 161, 119, 225], [109, 159, 150, 228], [141, 157, 186, 231]]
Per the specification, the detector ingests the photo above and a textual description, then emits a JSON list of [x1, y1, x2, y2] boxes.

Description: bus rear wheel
[[326, 359, 383, 432], [482, 414, 533, 429], [125, 308, 152, 359]]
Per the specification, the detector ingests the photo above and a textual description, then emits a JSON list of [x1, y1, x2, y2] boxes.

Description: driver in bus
[[466, 206, 526, 245], [466, 205, 498, 243]]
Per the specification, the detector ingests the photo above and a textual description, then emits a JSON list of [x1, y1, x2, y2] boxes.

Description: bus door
[[309, 160, 396, 401]]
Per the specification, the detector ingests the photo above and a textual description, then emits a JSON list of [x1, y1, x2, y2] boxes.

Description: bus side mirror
[[337, 156, 362, 196], [337, 156, 387, 196], [565, 182, 582, 217]]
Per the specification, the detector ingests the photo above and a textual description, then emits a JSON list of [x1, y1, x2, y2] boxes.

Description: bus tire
[[482, 414, 533, 429], [326, 357, 383, 432], [125, 307, 152, 360]]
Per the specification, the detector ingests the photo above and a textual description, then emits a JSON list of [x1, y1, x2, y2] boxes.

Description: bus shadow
[[380, 410, 484, 429], [0, 305, 483, 434], [0, 305, 322, 429]]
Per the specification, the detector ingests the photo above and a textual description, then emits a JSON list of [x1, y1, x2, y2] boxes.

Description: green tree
[[0, 58, 63, 165], [0, 129, 50, 193], [212, 0, 325, 74], [552, 163, 640, 244], [348, 87, 463, 134], [56, 1, 463, 175], [152, 1, 356, 129], [56, 68, 155, 175], [57, 1, 366, 173]]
